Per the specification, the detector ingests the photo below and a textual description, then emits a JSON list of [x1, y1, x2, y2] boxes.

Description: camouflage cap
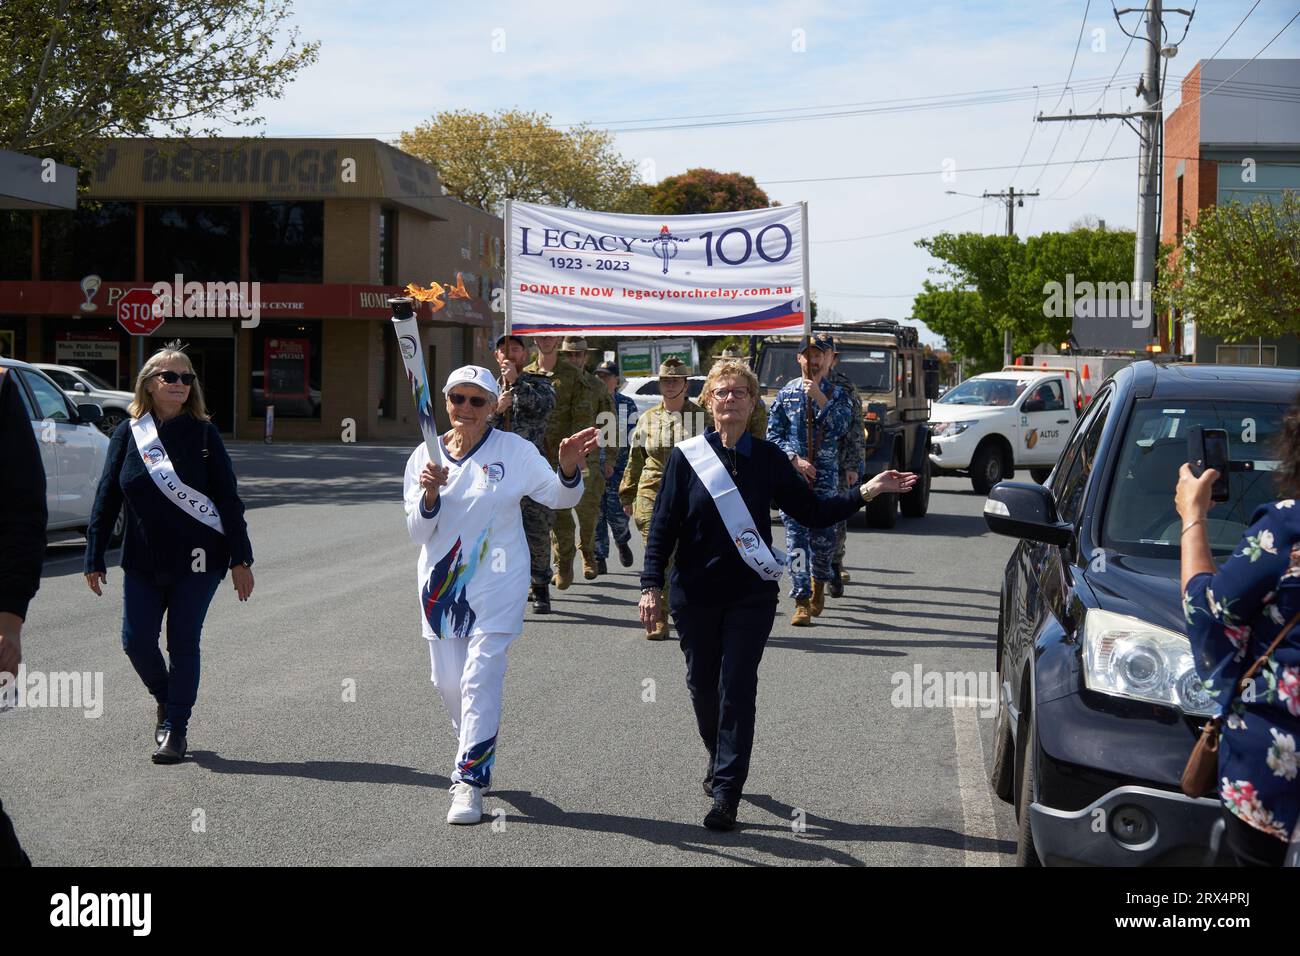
[[657, 357, 688, 378], [559, 336, 589, 352]]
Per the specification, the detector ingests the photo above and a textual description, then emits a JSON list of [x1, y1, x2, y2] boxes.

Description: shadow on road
[[190, 751, 450, 789], [486, 788, 1011, 865]]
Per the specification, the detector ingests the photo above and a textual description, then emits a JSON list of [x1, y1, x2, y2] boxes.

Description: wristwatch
[[859, 484, 877, 503]]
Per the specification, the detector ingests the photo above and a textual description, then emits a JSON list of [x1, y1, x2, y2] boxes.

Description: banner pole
[[503, 199, 513, 338], [800, 200, 812, 337]]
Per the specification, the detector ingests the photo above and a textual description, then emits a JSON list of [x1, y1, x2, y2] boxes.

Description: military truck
[[753, 319, 939, 528]]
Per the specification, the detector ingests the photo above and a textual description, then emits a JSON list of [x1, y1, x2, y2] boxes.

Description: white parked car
[[2, 358, 121, 545], [928, 368, 1081, 494], [621, 375, 708, 417], [34, 363, 133, 436]]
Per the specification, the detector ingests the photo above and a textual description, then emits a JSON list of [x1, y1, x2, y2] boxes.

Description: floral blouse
[[1184, 499, 1300, 843]]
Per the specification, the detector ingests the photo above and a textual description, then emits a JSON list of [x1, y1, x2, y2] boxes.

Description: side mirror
[[923, 357, 940, 400], [983, 481, 1074, 547], [76, 403, 103, 425], [74, 382, 90, 393], [1021, 399, 1045, 413]]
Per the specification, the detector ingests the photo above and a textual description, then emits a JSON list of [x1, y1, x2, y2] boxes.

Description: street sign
[[117, 288, 164, 336]]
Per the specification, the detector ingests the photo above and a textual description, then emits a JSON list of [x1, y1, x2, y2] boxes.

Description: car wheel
[[98, 410, 127, 436], [1030, 467, 1052, 484], [1015, 711, 1042, 867], [989, 661, 1015, 802], [970, 442, 1007, 495], [865, 450, 902, 529], [900, 456, 930, 518]]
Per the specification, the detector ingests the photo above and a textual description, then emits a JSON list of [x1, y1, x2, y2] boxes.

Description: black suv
[[984, 361, 1300, 865]]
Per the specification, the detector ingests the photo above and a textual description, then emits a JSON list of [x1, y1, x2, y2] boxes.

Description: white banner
[[507, 201, 807, 337]]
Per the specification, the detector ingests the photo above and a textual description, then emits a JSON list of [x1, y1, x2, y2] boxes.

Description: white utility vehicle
[[928, 366, 1082, 494]]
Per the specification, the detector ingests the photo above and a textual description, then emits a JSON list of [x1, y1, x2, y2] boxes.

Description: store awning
[[0, 150, 77, 210]]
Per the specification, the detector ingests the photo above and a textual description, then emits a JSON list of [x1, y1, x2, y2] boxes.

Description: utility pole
[[1133, 0, 1163, 310], [1037, 3, 1192, 340], [983, 187, 1039, 365]]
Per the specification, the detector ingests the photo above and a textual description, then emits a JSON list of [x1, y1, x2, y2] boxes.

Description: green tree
[[1, 0, 318, 173], [915, 227, 1135, 371], [647, 168, 771, 215], [1157, 192, 1300, 339], [399, 109, 641, 215]]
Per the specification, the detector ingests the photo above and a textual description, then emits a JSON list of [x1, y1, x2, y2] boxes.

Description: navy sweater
[[0, 369, 47, 618], [85, 414, 253, 576], [641, 429, 865, 608]]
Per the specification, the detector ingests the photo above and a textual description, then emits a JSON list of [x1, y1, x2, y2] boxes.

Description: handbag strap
[[1229, 608, 1300, 706]]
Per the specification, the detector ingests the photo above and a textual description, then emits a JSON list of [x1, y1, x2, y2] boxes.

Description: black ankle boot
[[829, 563, 844, 598], [596, 556, 608, 576], [617, 539, 634, 567], [703, 798, 737, 831], [152, 730, 187, 764], [531, 582, 551, 614], [154, 702, 167, 746]]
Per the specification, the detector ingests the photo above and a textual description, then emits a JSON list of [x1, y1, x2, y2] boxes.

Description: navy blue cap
[[799, 332, 835, 352], [594, 361, 618, 377], [495, 333, 527, 349]]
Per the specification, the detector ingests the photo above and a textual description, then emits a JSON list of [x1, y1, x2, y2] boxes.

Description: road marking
[[950, 701, 1002, 867]]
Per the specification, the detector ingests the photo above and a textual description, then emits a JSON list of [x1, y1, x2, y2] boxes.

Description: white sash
[[678, 434, 785, 582], [129, 414, 225, 535]]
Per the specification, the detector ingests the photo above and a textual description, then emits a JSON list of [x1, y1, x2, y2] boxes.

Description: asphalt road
[[7, 443, 1021, 866]]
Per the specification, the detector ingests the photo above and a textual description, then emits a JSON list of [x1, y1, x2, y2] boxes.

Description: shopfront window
[[0, 211, 33, 280], [249, 201, 323, 283], [249, 320, 322, 420], [379, 208, 394, 285], [40, 201, 136, 280], [143, 204, 239, 282]]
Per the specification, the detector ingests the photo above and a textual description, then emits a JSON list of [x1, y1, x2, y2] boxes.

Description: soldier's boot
[[596, 556, 608, 576], [791, 599, 813, 627], [553, 554, 574, 590], [811, 580, 827, 617], [648, 614, 670, 641], [829, 563, 845, 599], [581, 550, 598, 580], [616, 539, 634, 568], [840, 568, 851, 583], [530, 582, 551, 614]]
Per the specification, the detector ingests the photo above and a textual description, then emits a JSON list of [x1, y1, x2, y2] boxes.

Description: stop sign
[[117, 288, 164, 336]]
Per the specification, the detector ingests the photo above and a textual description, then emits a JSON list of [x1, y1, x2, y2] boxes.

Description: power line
[[811, 205, 987, 243]]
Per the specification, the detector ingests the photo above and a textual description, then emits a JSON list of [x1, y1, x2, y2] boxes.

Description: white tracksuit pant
[[427, 630, 517, 788]]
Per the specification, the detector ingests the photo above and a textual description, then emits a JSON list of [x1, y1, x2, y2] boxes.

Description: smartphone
[[1188, 427, 1230, 502]]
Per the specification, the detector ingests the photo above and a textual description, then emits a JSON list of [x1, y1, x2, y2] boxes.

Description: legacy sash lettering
[[129, 415, 225, 535]]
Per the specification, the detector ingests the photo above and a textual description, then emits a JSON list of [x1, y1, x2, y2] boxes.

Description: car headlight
[[931, 420, 974, 438], [1082, 609, 1216, 717]]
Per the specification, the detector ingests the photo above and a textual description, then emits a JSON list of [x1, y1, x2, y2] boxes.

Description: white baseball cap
[[442, 365, 500, 399]]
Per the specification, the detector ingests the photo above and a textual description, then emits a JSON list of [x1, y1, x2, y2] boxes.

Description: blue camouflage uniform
[[766, 376, 854, 600], [595, 390, 638, 560]]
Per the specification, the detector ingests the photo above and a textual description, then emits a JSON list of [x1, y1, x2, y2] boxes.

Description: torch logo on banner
[[646, 225, 682, 275]]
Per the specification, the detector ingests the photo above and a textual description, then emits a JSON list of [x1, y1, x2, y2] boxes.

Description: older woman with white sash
[[639, 359, 915, 830], [404, 365, 599, 825], [85, 342, 254, 765]]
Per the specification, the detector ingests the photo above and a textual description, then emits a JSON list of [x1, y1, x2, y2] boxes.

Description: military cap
[[657, 357, 688, 378]]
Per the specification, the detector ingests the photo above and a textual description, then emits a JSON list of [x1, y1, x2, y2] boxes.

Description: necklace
[[723, 443, 739, 477]]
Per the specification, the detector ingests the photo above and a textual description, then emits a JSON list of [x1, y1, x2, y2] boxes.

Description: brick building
[[1162, 59, 1300, 366], [0, 137, 503, 439]]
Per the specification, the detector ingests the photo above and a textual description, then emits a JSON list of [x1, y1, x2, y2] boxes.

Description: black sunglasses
[[448, 392, 489, 407], [154, 370, 196, 386]]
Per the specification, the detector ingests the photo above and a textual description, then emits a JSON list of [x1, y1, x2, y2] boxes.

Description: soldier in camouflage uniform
[[593, 360, 637, 575], [558, 337, 610, 581], [619, 357, 708, 639], [765, 333, 855, 627], [828, 343, 865, 599], [493, 333, 558, 613], [523, 334, 597, 591]]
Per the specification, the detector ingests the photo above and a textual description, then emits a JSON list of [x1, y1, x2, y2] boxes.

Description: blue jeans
[[122, 569, 223, 737]]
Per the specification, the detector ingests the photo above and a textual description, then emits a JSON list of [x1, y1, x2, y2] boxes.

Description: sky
[[215, 0, 1300, 346]]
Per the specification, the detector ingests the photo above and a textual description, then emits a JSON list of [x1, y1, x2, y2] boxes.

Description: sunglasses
[[448, 392, 490, 407], [154, 370, 196, 386]]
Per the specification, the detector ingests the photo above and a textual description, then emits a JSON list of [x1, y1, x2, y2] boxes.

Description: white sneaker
[[447, 782, 483, 825]]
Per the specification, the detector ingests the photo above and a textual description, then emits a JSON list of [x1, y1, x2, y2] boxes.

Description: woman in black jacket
[[85, 343, 254, 764], [638, 359, 915, 830]]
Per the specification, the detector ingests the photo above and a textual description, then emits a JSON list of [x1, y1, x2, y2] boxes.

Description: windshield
[[757, 344, 893, 392], [939, 377, 1028, 407], [79, 370, 115, 390], [1102, 399, 1289, 557]]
